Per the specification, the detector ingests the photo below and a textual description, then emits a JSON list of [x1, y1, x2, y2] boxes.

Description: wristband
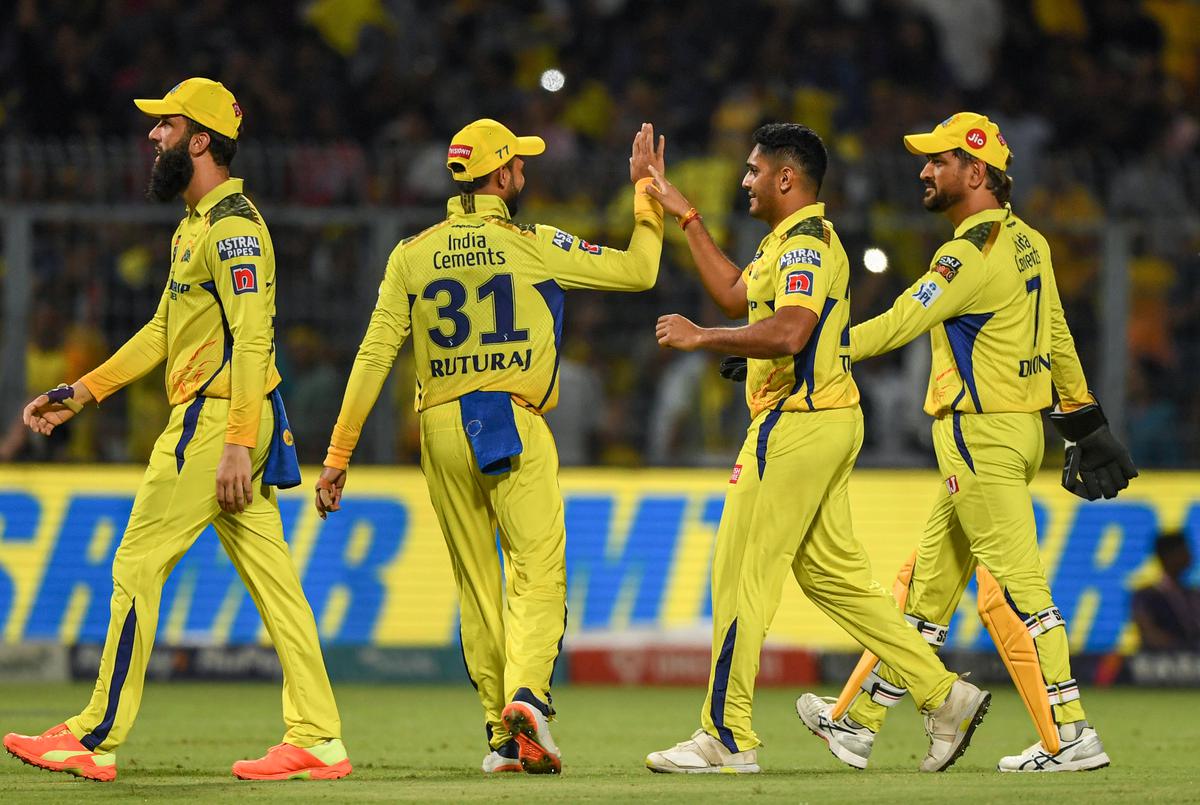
[[677, 207, 701, 230], [46, 384, 84, 414]]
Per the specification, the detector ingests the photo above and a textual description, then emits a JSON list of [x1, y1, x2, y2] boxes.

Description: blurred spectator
[[1133, 531, 1200, 651]]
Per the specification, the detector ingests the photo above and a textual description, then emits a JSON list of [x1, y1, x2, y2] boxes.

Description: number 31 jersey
[[324, 188, 664, 468]]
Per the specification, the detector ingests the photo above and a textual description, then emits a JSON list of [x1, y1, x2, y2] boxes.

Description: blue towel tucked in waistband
[[460, 390, 523, 475], [264, 388, 302, 489]]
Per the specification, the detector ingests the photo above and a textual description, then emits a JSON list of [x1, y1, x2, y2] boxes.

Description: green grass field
[[1, 683, 1197, 803]]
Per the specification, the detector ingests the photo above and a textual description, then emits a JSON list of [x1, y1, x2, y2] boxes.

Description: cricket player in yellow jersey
[[314, 119, 667, 775], [801, 113, 1137, 773], [642, 124, 988, 774], [3, 79, 349, 783]]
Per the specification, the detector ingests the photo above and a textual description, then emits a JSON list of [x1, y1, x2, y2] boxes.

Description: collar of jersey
[[953, 203, 1010, 237], [189, 177, 245, 218], [770, 201, 826, 241], [446, 193, 511, 219]]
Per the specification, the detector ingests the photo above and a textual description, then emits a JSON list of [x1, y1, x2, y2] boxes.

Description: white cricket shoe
[[645, 729, 760, 774], [998, 722, 1110, 772], [920, 678, 991, 772], [795, 694, 874, 770], [481, 741, 522, 773]]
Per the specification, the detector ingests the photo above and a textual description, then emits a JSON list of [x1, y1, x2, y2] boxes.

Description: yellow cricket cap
[[134, 78, 244, 140], [446, 119, 545, 181], [903, 112, 1011, 170]]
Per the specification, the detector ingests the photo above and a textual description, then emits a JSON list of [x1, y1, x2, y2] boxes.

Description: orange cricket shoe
[[3, 723, 117, 782], [232, 738, 352, 781]]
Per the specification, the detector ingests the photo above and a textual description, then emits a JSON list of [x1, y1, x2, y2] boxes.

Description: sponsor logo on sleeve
[[447, 144, 473, 160], [230, 264, 258, 294], [730, 464, 743, 484], [785, 270, 814, 296], [216, 235, 262, 261], [946, 475, 959, 495], [552, 229, 575, 252], [933, 254, 961, 282], [779, 247, 821, 269], [911, 280, 943, 308], [578, 239, 602, 255]]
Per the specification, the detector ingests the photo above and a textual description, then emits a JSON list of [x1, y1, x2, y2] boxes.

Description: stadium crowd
[[2, 0, 1198, 466]]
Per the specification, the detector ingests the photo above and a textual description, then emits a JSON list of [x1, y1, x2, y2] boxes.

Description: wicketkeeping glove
[[1049, 399, 1138, 501], [718, 356, 747, 383]]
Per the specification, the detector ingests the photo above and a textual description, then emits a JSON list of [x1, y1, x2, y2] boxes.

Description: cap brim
[[903, 132, 958, 157], [514, 135, 546, 157], [134, 98, 184, 118]]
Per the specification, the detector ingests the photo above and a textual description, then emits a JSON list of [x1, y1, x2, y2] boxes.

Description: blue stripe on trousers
[[81, 601, 138, 750], [710, 618, 739, 752], [174, 396, 206, 471], [755, 410, 783, 480], [953, 412, 975, 473]]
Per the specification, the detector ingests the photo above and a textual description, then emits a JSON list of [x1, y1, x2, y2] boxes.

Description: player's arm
[[657, 234, 828, 358], [850, 241, 984, 361], [1040, 252, 1137, 499], [317, 245, 413, 516], [209, 218, 276, 513], [28, 281, 172, 437], [325, 246, 413, 470], [645, 164, 746, 318], [544, 124, 665, 293], [77, 284, 171, 404], [1042, 256, 1092, 410], [209, 218, 274, 449]]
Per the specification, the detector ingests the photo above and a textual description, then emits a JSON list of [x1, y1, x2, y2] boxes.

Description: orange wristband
[[677, 207, 701, 230]]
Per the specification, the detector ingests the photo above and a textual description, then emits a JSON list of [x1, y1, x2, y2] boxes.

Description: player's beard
[[922, 181, 961, 213], [505, 185, 522, 217], [147, 139, 195, 202]]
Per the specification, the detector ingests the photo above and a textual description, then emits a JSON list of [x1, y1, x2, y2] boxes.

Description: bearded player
[[4, 79, 349, 782], [797, 113, 1136, 772]]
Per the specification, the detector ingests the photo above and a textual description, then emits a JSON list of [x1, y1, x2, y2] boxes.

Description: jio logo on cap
[[965, 128, 987, 149]]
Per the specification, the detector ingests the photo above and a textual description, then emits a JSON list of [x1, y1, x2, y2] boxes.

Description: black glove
[[1049, 400, 1138, 501], [718, 356, 747, 383]]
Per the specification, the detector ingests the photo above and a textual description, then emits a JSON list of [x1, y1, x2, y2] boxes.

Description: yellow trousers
[[702, 406, 955, 751], [850, 411, 1086, 731], [65, 397, 341, 753], [420, 399, 567, 751]]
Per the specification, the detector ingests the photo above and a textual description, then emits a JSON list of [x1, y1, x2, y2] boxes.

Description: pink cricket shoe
[[232, 738, 352, 781], [4, 723, 118, 782]]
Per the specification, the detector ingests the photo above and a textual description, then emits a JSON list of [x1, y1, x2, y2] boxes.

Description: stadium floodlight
[[863, 247, 888, 274], [540, 69, 566, 92]]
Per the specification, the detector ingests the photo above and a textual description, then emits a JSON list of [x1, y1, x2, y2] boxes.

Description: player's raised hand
[[23, 383, 89, 436], [645, 165, 692, 219], [630, 122, 666, 183], [315, 466, 347, 520], [656, 313, 705, 351]]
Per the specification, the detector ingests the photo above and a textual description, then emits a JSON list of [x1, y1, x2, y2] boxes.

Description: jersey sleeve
[[325, 244, 413, 469], [80, 284, 170, 402], [541, 178, 664, 292], [772, 235, 830, 313], [1042, 252, 1093, 410], [851, 240, 986, 362], [208, 217, 274, 447]]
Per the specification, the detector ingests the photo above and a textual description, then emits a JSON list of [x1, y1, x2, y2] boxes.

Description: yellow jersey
[[742, 202, 859, 418], [81, 178, 281, 446], [325, 182, 664, 469], [851, 205, 1091, 417]]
